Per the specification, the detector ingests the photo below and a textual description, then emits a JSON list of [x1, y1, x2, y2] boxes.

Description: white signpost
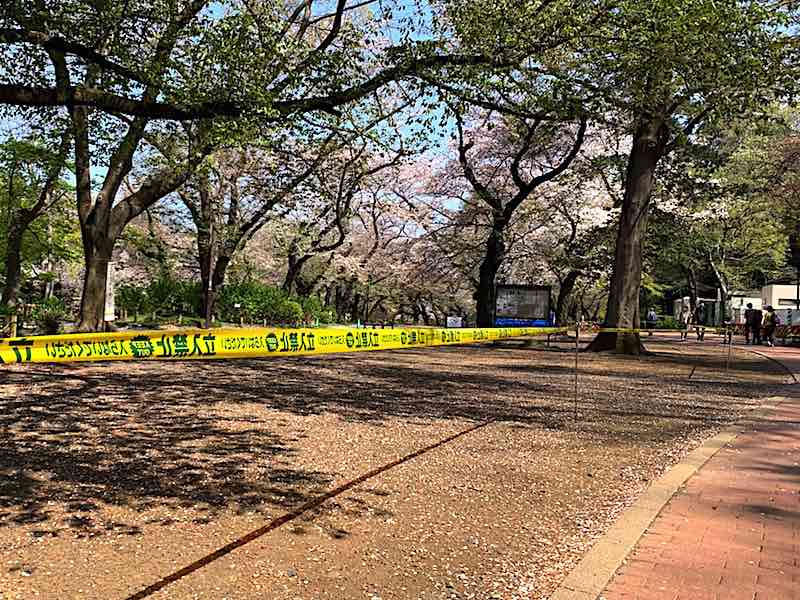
[[104, 261, 116, 322], [446, 316, 463, 328]]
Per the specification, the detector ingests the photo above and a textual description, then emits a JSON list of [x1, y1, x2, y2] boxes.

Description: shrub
[[216, 281, 261, 322], [115, 277, 329, 326], [300, 296, 335, 324], [32, 297, 68, 334], [658, 316, 681, 330], [315, 306, 336, 324], [117, 283, 148, 318], [146, 277, 200, 316], [216, 282, 284, 323], [117, 278, 201, 319], [275, 299, 304, 324]]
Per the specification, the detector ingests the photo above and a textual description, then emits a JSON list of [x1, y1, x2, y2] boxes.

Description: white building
[[761, 284, 800, 310], [670, 285, 800, 327], [759, 284, 800, 327], [672, 296, 720, 323], [730, 291, 762, 324]]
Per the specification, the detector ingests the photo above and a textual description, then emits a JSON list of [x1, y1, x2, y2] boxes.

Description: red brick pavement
[[600, 349, 800, 600]]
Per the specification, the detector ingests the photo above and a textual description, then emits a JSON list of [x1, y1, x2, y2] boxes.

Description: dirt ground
[[0, 337, 793, 600]]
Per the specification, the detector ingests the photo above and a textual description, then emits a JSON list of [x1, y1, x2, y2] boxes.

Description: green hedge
[[657, 316, 681, 330], [217, 282, 335, 324], [117, 278, 200, 318], [117, 277, 335, 325]]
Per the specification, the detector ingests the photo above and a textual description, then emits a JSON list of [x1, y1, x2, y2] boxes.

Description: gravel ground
[[0, 337, 791, 600]]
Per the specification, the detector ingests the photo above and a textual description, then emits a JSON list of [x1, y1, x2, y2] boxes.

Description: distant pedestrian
[[678, 304, 692, 341], [748, 305, 763, 345], [763, 305, 779, 347], [743, 303, 756, 344], [721, 319, 733, 345], [646, 308, 658, 334], [694, 302, 707, 341]]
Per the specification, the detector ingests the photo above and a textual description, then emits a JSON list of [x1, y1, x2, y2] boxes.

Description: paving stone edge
[[548, 395, 790, 600]]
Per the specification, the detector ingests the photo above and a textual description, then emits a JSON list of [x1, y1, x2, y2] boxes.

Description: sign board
[[494, 284, 551, 327], [446, 316, 463, 328], [104, 261, 116, 322]]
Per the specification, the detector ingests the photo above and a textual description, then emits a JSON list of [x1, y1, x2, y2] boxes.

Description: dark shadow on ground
[[0, 365, 336, 533], [0, 341, 789, 533]]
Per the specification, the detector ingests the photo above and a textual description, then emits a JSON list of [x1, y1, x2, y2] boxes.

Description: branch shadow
[[0, 341, 789, 536]]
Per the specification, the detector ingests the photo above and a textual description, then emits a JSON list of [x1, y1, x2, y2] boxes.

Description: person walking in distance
[[646, 308, 658, 335], [743, 303, 756, 344], [749, 304, 763, 345], [694, 301, 707, 341], [679, 304, 692, 341], [763, 305, 779, 347]]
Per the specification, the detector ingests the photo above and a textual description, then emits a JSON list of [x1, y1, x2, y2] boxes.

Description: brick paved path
[[601, 350, 800, 600]]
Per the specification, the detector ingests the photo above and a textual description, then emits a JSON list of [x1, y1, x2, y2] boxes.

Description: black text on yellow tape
[[0, 326, 568, 365]]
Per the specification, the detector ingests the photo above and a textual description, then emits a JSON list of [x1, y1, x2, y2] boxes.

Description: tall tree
[[0, 135, 71, 308], [450, 109, 586, 326], [0, 0, 526, 330], [280, 140, 406, 295], [574, 0, 798, 353], [175, 136, 333, 322]]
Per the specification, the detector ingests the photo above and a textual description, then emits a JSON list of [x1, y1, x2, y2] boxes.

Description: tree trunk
[[284, 253, 317, 296], [554, 269, 580, 326], [335, 284, 351, 319], [350, 291, 361, 323], [366, 297, 385, 322], [77, 247, 113, 331], [590, 300, 601, 322], [475, 222, 506, 327], [283, 253, 302, 294], [587, 118, 665, 354], [411, 303, 420, 324], [323, 284, 333, 307], [198, 233, 213, 321], [682, 269, 697, 316], [419, 300, 431, 326], [708, 259, 729, 324], [199, 252, 230, 323], [1, 223, 25, 309], [44, 219, 55, 301]]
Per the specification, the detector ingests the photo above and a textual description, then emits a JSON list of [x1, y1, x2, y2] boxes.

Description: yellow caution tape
[[0, 325, 569, 365], [595, 326, 721, 334]]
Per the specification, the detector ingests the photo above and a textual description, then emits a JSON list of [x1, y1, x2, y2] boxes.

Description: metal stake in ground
[[726, 325, 733, 375], [574, 323, 580, 420]]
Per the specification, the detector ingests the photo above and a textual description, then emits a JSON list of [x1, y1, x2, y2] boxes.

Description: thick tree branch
[[454, 110, 501, 211], [509, 118, 542, 191], [0, 52, 510, 120], [19, 130, 71, 226], [0, 28, 148, 84], [504, 118, 587, 219]]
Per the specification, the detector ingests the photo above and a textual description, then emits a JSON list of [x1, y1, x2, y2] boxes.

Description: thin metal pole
[[726, 325, 733, 374], [574, 323, 580, 420], [204, 220, 214, 329]]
